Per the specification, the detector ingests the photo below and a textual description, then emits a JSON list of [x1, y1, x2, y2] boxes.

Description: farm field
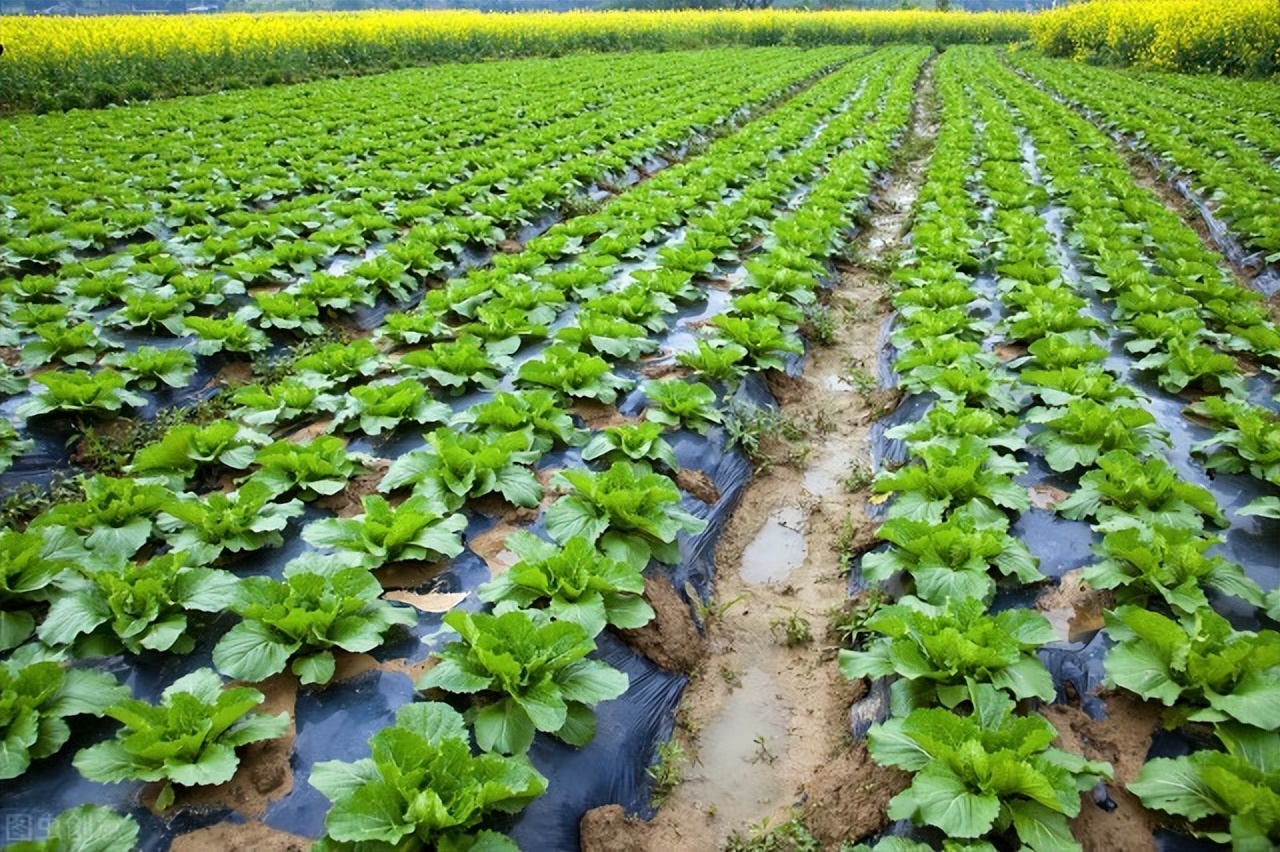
[[1, 28, 1278, 852]]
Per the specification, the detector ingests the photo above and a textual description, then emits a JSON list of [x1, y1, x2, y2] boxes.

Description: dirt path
[[581, 57, 939, 852]]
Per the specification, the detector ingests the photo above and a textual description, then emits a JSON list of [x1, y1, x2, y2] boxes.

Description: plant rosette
[[73, 667, 290, 810]]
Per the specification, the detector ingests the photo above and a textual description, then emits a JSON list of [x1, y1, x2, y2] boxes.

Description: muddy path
[[580, 57, 939, 852]]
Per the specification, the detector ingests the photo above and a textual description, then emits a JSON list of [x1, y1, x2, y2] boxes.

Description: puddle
[[803, 447, 864, 500], [679, 667, 790, 832], [739, 506, 809, 584]]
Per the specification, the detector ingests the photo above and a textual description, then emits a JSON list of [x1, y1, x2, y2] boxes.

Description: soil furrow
[[579, 55, 939, 852]]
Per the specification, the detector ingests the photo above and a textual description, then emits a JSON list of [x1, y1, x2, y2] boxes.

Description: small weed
[[769, 608, 813, 647], [751, 734, 776, 765], [719, 665, 742, 689], [646, 738, 686, 807], [802, 303, 837, 347], [723, 812, 821, 852], [845, 366, 879, 396], [843, 459, 873, 493], [834, 513, 860, 576], [0, 474, 85, 530], [724, 400, 809, 473], [687, 584, 746, 628], [832, 589, 890, 649], [812, 408, 836, 436]]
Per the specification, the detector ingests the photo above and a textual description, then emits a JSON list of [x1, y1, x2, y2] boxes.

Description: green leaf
[[293, 652, 337, 686], [212, 620, 297, 683], [889, 769, 1001, 838], [1006, 799, 1081, 852], [473, 701, 537, 756]]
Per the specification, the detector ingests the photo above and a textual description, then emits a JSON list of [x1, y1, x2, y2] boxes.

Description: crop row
[[0, 9, 1026, 114], [1008, 51, 1280, 257], [0, 46, 857, 454], [844, 45, 1278, 852], [0, 45, 929, 850]]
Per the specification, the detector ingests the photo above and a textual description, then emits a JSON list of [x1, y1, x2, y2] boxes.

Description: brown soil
[[158, 673, 298, 819], [803, 741, 911, 847], [170, 821, 310, 852], [314, 457, 389, 517], [376, 559, 450, 591], [1035, 568, 1113, 645], [674, 469, 721, 507], [617, 573, 707, 674], [570, 400, 640, 430], [1042, 693, 1165, 852], [581, 57, 939, 852]]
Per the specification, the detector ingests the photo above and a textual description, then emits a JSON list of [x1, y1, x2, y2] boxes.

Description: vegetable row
[[1008, 50, 1280, 256], [844, 45, 1278, 852], [0, 45, 929, 851]]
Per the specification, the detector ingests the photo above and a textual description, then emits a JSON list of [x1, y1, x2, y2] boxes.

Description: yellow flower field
[[0, 9, 1028, 112], [1032, 0, 1279, 76]]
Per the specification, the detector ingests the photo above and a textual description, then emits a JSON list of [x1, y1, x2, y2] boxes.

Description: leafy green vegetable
[[1, 655, 130, 780], [251, 435, 357, 499], [675, 340, 750, 384], [451, 390, 586, 453], [302, 494, 467, 570], [2, 804, 139, 852], [1026, 398, 1167, 472], [1188, 395, 1280, 486], [158, 479, 304, 564], [1104, 605, 1279, 730], [30, 475, 172, 562], [181, 311, 271, 355], [556, 311, 658, 361], [21, 322, 114, 368], [545, 461, 707, 569], [38, 552, 238, 656], [516, 343, 633, 404], [477, 533, 654, 637], [128, 420, 270, 488], [872, 436, 1029, 524], [1083, 525, 1263, 614], [293, 338, 385, 385], [396, 334, 519, 393], [1128, 723, 1279, 851], [885, 402, 1025, 454], [310, 701, 545, 852], [868, 683, 1112, 851], [231, 375, 339, 429], [642, 379, 723, 434], [332, 379, 452, 436], [0, 418, 34, 474], [17, 369, 146, 418], [1057, 450, 1227, 531], [0, 527, 83, 650], [707, 314, 804, 371], [102, 346, 197, 391], [581, 421, 679, 470], [839, 598, 1056, 714], [862, 500, 1040, 606], [74, 667, 290, 810], [417, 609, 629, 755], [214, 563, 414, 685], [379, 428, 543, 511]]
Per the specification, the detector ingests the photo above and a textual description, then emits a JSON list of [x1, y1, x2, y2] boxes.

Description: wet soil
[[581, 56, 938, 852], [1043, 693, 1165, 852]]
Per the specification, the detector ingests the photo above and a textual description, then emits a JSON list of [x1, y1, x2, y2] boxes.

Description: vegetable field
[[1, 24, 1277, 852]]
